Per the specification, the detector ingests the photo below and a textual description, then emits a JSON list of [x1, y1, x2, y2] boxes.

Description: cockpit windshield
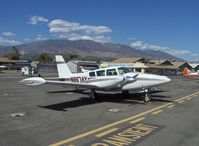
[[118, 67, 133, 75]]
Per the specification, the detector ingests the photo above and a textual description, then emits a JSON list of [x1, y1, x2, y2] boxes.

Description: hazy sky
[[0, 0, 198, 61]]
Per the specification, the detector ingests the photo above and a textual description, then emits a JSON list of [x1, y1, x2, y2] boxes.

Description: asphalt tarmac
[[0, 73, 199, 146]]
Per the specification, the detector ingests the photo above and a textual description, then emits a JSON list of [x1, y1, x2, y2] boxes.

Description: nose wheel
[[143, 89, 151, 102]]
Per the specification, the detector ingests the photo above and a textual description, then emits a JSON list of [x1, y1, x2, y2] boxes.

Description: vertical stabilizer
[[55, 55, 71, 78]]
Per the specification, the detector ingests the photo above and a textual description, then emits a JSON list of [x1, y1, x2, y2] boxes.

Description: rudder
[[55, 55, 72, 78]]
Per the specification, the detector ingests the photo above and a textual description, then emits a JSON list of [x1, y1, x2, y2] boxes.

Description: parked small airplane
[[183, 68, 199, 77], [0, 65, 7, 71], [19, 55, 171, 102]]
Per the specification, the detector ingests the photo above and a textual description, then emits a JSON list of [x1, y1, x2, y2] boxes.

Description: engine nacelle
[[123, 73, 138, 83]]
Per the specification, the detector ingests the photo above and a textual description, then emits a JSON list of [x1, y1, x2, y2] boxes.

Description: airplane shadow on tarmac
[[39, 90, 173, 111]]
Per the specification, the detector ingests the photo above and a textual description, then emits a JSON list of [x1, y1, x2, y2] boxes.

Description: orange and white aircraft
[[183, 68, 199, 77]]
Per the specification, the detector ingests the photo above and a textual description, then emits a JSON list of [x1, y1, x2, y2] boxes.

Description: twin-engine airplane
[[19, 55, 171, 102]]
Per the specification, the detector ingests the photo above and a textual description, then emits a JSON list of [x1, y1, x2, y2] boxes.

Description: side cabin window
[[118, 67, 133, 75], [89, 71, 96, 77], [96, 70, 105, 76], [107, 69, 118, 76]]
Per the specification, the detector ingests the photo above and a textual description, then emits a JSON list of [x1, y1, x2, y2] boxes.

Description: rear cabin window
[[89, 72, 96, 77], [107, 69, 118, 76], [96, 70, 105, 76]]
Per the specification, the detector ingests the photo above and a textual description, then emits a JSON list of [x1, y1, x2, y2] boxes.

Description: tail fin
[[55, 55, 72, 78], [183, 68, 189, 77]]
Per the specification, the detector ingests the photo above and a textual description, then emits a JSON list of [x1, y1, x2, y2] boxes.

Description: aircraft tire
[[122, 90, 129, 96], [144, 93, 151, 102]]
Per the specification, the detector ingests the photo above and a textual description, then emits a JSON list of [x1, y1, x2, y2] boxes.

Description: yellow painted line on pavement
[[175, 91, 199, 102], [49, 103, 172, 146], [152, 110, 162, 115], [187, 97, 192, 100], [178, 100, 185, 104], [167, 104, 175, 109], [95, 128, 119, 138], [49, 91, 199, 146], [129, 117, 145, 124]]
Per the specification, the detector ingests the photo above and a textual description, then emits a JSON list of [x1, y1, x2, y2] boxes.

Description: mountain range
[[0, 39, 182, 61]]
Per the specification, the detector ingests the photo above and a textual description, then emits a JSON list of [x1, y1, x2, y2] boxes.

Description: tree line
[[6, 46, 78, 61]]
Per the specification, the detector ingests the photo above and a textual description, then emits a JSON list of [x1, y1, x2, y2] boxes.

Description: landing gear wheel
[[143, 89, 151, 102], [90, 89, 98, 101], [144, 94, 150, 102], [122, 90, 129, 96]]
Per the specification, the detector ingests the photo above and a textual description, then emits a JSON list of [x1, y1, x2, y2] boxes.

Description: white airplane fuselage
[[19, 55, 171, 101], [59, 67, 170, 91]]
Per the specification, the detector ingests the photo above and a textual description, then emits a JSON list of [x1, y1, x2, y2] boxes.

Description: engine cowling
[[123, 74, 138, 83]]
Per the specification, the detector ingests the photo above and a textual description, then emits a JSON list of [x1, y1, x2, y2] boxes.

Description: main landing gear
[[122, 90, 129, 96], [89, 89, 98, 100]]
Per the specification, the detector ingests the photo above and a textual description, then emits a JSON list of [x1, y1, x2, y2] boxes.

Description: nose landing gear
[[121, 89, 151, 103], [143, 89, 151, 102]]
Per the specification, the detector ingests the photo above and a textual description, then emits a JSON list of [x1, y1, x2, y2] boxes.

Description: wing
[[19, 77, 98, 88], [45, 80, 98, 88], [19, 74, 138, 90]]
